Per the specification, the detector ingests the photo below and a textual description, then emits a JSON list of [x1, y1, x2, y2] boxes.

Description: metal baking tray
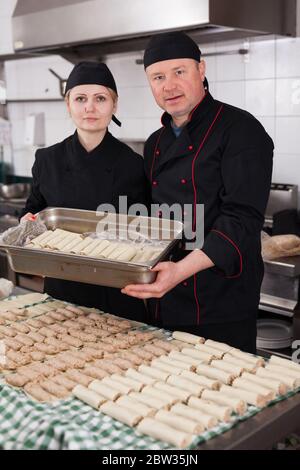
[[0, 207, 184, 288]]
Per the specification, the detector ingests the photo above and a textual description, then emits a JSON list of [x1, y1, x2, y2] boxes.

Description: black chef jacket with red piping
[[144, 92, 274, 328], [21, 130, 149, 322]]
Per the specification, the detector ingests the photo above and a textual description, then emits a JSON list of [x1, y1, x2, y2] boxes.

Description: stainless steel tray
[[0, 207, 184, 288]]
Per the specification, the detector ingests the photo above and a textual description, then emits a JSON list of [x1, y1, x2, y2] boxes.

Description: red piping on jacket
[[189, 91, 209, 121], [211, 229, 243, 278], [150, 127, 165, 183], [192, 104, 224, 232], [155, 299, 159, 320], [150, 127, 165, 322], [191, 104, 224, 324], [193, 274, 200, 324]]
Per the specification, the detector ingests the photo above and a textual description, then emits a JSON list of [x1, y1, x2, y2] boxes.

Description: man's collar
[[161, 92, 215, 129]]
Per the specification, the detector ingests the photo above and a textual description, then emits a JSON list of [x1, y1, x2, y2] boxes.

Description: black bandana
[[143, 31, 201, 69]]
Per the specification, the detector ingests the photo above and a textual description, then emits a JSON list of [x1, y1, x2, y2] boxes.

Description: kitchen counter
[[0, 198, 26, 217], [264, 256, 300, 277], [198, 389, 300, 450]]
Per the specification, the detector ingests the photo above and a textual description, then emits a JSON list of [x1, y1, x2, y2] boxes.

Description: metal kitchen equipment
[[11, 0, 299, 62], [0, 183, 31, 200], [48, 68, 67, 98], [260, 256, 300, 315], [0, 183, 31, 230], [259, 182, 300, 350], [0, 207, 184, 288], [256, 318, 293, 349], [259, 256, 300, 351], [264, 183, 298, 229], [0, 214, 19, 232], [0, 195, 29, 284]]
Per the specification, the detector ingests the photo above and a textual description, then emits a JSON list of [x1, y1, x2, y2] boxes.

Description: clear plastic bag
[[0, 277, 13, 299], [261, 231, 300, 260], [0, 219, 47, 247], [83, 229, 168, 249]]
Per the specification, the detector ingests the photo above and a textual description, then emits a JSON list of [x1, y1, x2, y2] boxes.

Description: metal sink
[[0, 183, 31, 200], [0, 214, 19, 232]]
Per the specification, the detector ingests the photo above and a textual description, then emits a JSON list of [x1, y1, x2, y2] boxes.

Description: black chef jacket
[[21, 130, 149, 321], [144, 92, 274, 330]]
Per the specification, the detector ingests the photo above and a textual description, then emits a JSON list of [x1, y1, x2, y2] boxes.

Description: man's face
[[146, 58, 206, 126]]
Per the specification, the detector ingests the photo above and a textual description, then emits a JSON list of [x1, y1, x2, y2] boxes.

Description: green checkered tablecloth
[[0, 383, 173, 450], [0, 383, 298, 450]]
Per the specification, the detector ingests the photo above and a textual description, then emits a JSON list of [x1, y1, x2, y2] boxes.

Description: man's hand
[[121, 261, 183, 299], [121, 249, 214, 300]]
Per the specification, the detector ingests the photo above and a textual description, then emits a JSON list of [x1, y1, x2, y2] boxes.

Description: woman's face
[[66, 84, 117, 133]]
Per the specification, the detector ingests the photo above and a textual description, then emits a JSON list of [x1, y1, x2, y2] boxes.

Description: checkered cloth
[[0, 383, 298, 450]]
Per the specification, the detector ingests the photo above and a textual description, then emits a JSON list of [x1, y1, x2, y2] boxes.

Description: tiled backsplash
[[2, 29, 300, 204]]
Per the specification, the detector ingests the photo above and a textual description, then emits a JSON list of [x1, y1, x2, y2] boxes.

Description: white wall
[[4, 55, 74, 175], [0, 0, 16, 55], [1, 0, 300, 201]]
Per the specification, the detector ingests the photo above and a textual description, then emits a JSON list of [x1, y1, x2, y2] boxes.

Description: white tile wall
[[0, 18, 13, 55], [215, 80, 246, 109], [256, 116, 275, 143], [246, 79, 275, 116], [272, 153, 300, 187], [12, 147, 36, 177], [275, 117, 300, 155], [215, 40, 246, 82], [3, 144, 12, 166], [45, 119, 74, 147], [206, 81, 217, 97], [276, 78, 300, 116], [5, 56, 73, 100], [0, 0, 17, 55], [276, 38, 300, 78], [0, 0, 17, 17], [106, 53, 148, 88], [202, 43, 217, 82], [245, 37, 275, 80], [117, 86, 160, 120]]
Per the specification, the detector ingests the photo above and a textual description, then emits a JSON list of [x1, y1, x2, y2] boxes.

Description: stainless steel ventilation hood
[[12, 0, 298, 62]]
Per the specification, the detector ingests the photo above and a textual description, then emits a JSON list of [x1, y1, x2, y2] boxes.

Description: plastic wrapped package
[[0, 219, 47, 247], [0, 278, 13, 299], [261, 231, 300, 260]]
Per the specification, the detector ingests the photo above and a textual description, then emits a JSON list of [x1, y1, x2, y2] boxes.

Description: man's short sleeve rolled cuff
[[201, 229, 243, 278]]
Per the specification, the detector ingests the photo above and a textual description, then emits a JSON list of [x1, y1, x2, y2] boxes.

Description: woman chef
[[21, 61, 148, 321]]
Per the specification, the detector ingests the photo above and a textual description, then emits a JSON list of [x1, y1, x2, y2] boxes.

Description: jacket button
[[152, 180, 158, 186], [155, 150, 160, 156], [181, 178, 187, 184], [188, 145, 193, 151], [182, 281, 188, 287]]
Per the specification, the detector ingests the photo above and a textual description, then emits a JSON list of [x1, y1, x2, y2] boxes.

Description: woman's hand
[[21, 212, 36, 222]]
